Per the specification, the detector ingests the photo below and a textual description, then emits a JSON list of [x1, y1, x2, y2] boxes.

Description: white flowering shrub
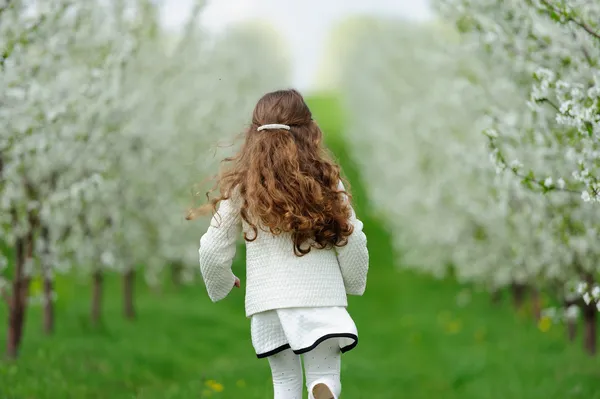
[[434, 0, 600, 202], [339, 20, 525, 285], [338, 15, 600, 353], [432, 0, 600, 312], [0, 0, 288, 356]]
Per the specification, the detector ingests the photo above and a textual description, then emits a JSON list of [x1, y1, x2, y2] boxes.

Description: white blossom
[[337, 8, 600, 314], [1, 0, 289, 295]]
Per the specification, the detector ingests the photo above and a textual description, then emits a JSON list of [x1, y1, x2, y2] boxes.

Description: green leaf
[[584, 121, 593, 137], [549, 11, 562, 23]]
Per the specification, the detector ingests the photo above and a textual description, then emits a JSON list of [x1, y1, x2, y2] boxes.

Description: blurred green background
[[1, 94, 598, 399]]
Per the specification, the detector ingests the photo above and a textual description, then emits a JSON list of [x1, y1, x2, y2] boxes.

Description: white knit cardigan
[[198, 185, 369, 317]]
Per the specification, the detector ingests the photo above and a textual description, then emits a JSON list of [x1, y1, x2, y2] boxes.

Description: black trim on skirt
[[256, 333, 358, 359]]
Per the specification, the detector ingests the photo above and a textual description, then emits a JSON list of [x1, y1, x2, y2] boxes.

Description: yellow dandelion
[[444, 320, 462, 334], [537, 316, 552, 333], [205, 380, 224, 393]]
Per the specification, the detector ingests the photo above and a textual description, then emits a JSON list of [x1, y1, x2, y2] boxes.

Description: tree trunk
[[17, 224, 35, 348], [531, 288, 541, 321], [91, 270, 103, 326], [6, 237, 29, 359], [563, 298, 578, 342], [583, 302, 597, 355], [14, 276, 30, 351], [511, 283, 527, 310], [42, 275, 54, 335], [41, 225, 54, 335], [123, 269, 136, 320]]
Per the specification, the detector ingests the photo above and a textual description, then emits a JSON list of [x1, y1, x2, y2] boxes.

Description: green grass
[[1, 94, 599, 398]]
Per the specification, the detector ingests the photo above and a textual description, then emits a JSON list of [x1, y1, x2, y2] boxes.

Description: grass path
[[0, 95, 598, 398]]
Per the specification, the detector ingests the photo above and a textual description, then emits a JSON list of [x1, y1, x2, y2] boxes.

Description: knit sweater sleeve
[[336, 181, 369, 295], [198, 198, 241, 302]]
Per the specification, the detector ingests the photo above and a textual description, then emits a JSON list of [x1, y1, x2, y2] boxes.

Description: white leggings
[[267, 342, 341, 399]]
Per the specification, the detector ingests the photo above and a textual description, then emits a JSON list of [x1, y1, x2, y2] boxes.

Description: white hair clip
[[257, 124, 291, 131]]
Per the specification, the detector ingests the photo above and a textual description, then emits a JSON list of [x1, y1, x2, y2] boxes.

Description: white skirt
[[251, 306, 358, 358]]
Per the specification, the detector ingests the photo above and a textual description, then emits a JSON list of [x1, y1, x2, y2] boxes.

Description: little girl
[[196, 89, 369, 399]]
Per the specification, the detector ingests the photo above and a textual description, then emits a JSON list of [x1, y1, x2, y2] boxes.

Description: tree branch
[[539, 0, 600, 40], [569, 17, 600, 41], [536, 97, 561, 113], [486, 135, 583, 196], [511, 168, 582, 195]]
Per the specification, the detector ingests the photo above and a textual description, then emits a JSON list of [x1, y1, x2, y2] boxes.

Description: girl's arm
[[336, 182, 369, 295], [198, 198, 241, 302]]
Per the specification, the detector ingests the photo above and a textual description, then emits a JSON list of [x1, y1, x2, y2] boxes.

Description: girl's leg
[[267, 348, 303, 399], [302, 342, 342, 399]]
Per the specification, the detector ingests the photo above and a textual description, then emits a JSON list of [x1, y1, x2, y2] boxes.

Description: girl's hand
[[234, 277, 241, 288]]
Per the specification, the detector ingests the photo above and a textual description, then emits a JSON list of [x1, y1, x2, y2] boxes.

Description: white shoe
[[312, 383, 335, 399]]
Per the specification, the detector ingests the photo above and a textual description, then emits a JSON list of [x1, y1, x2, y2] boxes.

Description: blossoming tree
[[0, 0, 288, 358], [337, 14, 600, 354], [433, 0, 600, 350]]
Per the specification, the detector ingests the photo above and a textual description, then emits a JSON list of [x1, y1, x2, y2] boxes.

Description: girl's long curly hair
[[189, 89, 354, 256]]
